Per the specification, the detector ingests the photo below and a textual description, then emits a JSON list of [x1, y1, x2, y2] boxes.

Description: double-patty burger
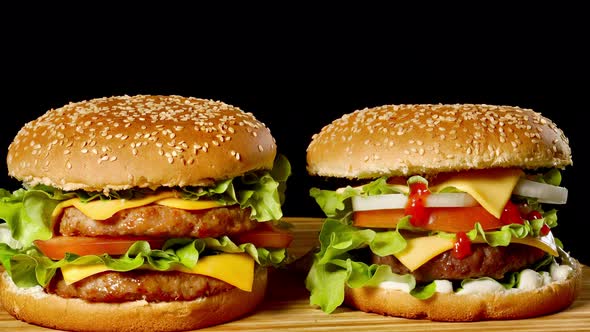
[[0, 95, 292, 331], [305, 104, 581, 321]]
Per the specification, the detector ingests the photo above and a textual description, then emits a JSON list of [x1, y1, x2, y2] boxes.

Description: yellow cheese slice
[[52, 192, 176, 221], [430, 168, 523, 218], [155, 198, 224, 210], [51, 192, 224, 224], [394, 233, 558, 272], [392, 236, 453, 272], [60, 253, 255, 291], [177, 253, 254, 291], [61, 264, 111, 285]]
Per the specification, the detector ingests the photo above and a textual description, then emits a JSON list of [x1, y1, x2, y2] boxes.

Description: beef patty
[[373, 244, 545, 282], [58, 205, 257, 238], [46, 269, 235, 302]]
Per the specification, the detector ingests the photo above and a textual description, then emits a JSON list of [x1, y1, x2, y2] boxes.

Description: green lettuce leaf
[[361, 177, 404, 196], [309, 187, 358, 221], [317, 219, 410, 264], [181, 154, 291, 221], [410, 281, 437, 299], [0, 188, 74, 246]]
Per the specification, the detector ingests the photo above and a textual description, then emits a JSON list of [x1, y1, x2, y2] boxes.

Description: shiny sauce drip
[[453, 231, 472, 259], [500, 201, 524, 225], [405, 182, 431, 227]]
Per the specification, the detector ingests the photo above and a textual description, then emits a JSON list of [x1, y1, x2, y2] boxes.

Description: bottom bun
[[0, 266, 267, 331], [344, 258, 582, 321]]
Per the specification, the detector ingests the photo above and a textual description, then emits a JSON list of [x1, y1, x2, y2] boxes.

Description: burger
[[0, 95, 292, 331], [304, 104, 581, 321]]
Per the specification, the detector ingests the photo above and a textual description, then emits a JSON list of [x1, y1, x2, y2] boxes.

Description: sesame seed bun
[[344, 256, 582, 321], [307, 104, 572, 178], [0, 266, 267, 332], [7, 95, 277, 191]]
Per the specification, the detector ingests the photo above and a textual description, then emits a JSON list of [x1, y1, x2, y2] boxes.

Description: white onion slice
[[426, 193, 479, 207], [351, 178, 567, 212], [352, 193, 478, 211], [512, 178, 568, 204]]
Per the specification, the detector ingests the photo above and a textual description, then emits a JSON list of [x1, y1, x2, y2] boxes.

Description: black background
[[1, 80, 587, 265]]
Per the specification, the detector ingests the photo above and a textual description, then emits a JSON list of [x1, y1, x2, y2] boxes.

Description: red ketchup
[[500, 201, 524, 225], [405, 182, 431, 227], [453, 232, 472, 259]]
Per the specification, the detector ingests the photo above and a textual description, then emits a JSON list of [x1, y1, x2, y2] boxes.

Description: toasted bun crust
[[7, 95, 277, 191], [344, 258, 582, 321], [0, 266, 267, 331], [307, 104, 572, 178]]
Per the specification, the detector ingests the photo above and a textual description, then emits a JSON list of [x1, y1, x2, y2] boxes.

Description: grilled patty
[[47, 270, 235, 302], [372, 244, 545, 282], [58, 205, 257, 238]]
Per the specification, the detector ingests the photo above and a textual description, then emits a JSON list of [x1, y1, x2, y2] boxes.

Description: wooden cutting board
[[1, 217, 588, 331]]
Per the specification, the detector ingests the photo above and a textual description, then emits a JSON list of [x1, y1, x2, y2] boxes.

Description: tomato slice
[[35, 236, 166, 260], [235, 223, 293, 248], [353, 206, 505, 233]]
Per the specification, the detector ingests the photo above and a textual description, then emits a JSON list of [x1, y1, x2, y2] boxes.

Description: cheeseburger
[[305, 104, 581, 321], [0, 95, 292, 331]]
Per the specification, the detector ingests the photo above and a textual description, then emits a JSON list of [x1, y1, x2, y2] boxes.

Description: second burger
[[305, 104, 581, 321]]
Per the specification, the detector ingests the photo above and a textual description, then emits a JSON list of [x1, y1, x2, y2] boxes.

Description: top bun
[[8, 95, 277, 191], [307, 104, 571, 178]]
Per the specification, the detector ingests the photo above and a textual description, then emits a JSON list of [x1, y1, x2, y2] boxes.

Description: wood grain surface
[[1, 217, 588, 331]]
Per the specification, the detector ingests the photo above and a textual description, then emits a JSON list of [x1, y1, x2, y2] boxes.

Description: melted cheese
[[51, 192, 224, 223], [156, 198, 224, 210], [394, 233, 558, 272], [60, 253, 255, 291], [430, 168, 523, 219]]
